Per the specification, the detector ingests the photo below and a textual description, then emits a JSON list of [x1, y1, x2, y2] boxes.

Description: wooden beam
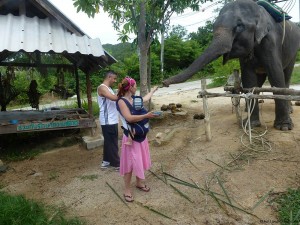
[[224, 86, 300, 95], [0, 118, 96, 134], [19, 0, 26, 16], [0, 0, 11, 8]]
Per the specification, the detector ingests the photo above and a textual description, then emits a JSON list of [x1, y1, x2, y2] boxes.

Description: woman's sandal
[[136, 185, 150, 192], [124, 194, 134, 202]]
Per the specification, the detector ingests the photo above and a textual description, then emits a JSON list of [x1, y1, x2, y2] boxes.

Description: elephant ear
[[255, 7, 271, 44]]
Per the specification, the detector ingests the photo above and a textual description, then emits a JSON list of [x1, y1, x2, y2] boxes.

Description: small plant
[[274, 188, 300, 225], [49, 170, 59, 180], [79, 174, 98, 181]]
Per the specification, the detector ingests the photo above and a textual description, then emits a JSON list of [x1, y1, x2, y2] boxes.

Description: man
[[97, 71, 120, 170]]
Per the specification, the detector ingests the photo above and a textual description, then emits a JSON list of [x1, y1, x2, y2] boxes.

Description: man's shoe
[[101, 161, 110, 169], [114, 167, 120, 172]]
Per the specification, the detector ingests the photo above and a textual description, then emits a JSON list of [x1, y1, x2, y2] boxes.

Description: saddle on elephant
[[257, 0, 292, 22]]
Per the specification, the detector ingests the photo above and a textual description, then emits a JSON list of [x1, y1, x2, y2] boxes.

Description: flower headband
[[124, 76, 136, 91]]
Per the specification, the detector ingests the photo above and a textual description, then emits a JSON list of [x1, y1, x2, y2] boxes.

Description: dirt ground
[[1, 86, 300, 225]]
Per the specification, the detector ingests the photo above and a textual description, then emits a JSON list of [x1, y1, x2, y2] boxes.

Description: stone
[[82, 135, 104, 150]]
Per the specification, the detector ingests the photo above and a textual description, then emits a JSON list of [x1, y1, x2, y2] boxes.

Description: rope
[[282, 12, 286, 44], [231, 89, 273, 154]]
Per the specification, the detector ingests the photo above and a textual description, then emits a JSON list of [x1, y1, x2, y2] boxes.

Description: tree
[[189, 20, 214, 48], [167, 25, 188, 40], [73, 0, 209, 96]]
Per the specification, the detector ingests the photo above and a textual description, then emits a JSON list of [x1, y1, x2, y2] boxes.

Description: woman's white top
[[97, 84, 118, 125]]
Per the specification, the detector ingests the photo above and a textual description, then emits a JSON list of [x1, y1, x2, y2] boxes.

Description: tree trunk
[[138, 1, 148, 97]]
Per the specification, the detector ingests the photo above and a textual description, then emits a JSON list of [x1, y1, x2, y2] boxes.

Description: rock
[[193, 113, 205, 120], [155, 132, 164, 139], [161, 104, 168, 111], [0, 163, 8, 173]]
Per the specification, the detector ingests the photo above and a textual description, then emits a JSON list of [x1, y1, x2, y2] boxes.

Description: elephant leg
[[240, 60, 261, 127], [267, 62, 293, 131], [284, 56, 297, 114]]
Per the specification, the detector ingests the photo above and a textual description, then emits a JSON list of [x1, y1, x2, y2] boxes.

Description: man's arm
[[98, 85, 118, 101]]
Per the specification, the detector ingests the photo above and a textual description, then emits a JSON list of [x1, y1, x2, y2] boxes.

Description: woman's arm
[[142, 86, 158, 102], [118, 99, 156, 123]]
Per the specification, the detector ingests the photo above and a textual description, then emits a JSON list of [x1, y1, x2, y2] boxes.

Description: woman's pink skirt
[[119, 135, 151, 179]]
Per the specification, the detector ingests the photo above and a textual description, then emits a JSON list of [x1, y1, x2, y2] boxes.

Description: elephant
[[162, 0, 300, 131]]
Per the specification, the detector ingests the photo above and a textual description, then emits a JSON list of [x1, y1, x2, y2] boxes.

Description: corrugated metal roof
[[0, 13, 105, 57]]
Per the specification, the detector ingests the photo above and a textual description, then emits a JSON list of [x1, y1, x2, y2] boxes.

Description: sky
[[48, 0, 300, 45]]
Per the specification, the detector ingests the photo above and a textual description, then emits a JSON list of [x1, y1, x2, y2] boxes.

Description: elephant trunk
[[162, 34, 232, 87]]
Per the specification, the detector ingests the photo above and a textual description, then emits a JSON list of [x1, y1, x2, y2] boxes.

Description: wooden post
[[86, 71, 95, 136], [74, 67, 81, 108], [233, 70, 242, 126], [201, 79, 212, 141]]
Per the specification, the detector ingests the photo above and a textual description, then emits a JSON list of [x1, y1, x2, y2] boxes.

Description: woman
[[117, 77, 158, 202]]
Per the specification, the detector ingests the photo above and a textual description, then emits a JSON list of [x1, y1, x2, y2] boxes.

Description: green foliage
[[291, 66, 300, 84], [0, 191, 85, 225], [153, 32, 202, 80], [274, 188, 300, 225], [103, 42, 136, 61], [80, 100, 99, 118], [296, 50, 300, 62], [210, 58, 240, 87], [167, 25, 188, 40], [189, 20, 214, 47]]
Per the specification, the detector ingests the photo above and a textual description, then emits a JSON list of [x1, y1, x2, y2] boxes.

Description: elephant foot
[[242, 118, 261, 128], [273, 119, 294, 131]]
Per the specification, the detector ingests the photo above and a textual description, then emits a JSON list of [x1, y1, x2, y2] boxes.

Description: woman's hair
[[117, 77, 136, 97]]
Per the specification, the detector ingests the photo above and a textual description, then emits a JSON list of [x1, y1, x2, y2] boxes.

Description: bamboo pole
[[201, 79, 212, 141], [224, 86, 300, 95], [198, 92, 300, 101]]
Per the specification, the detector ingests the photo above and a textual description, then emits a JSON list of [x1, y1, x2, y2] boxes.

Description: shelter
[[0, 0, 117, 134]]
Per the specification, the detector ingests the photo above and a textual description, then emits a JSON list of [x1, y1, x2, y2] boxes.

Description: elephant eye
[[235, 23, 245, 33]]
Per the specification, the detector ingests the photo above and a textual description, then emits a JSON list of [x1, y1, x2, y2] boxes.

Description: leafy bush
[[80, 100, 99, 118], [0, 191, 85, 225]]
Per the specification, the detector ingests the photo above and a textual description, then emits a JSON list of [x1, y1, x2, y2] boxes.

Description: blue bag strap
[[116, 97, 135, 139], [116, 97, 133, 117]]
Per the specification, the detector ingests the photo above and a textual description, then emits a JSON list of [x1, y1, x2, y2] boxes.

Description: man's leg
[[101, 125, 110, 167], [102, 124, 120, 167]]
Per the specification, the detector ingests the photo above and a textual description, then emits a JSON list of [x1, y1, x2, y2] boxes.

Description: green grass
[[274, 188, 300, 225], [0, 191, 85, 225]]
